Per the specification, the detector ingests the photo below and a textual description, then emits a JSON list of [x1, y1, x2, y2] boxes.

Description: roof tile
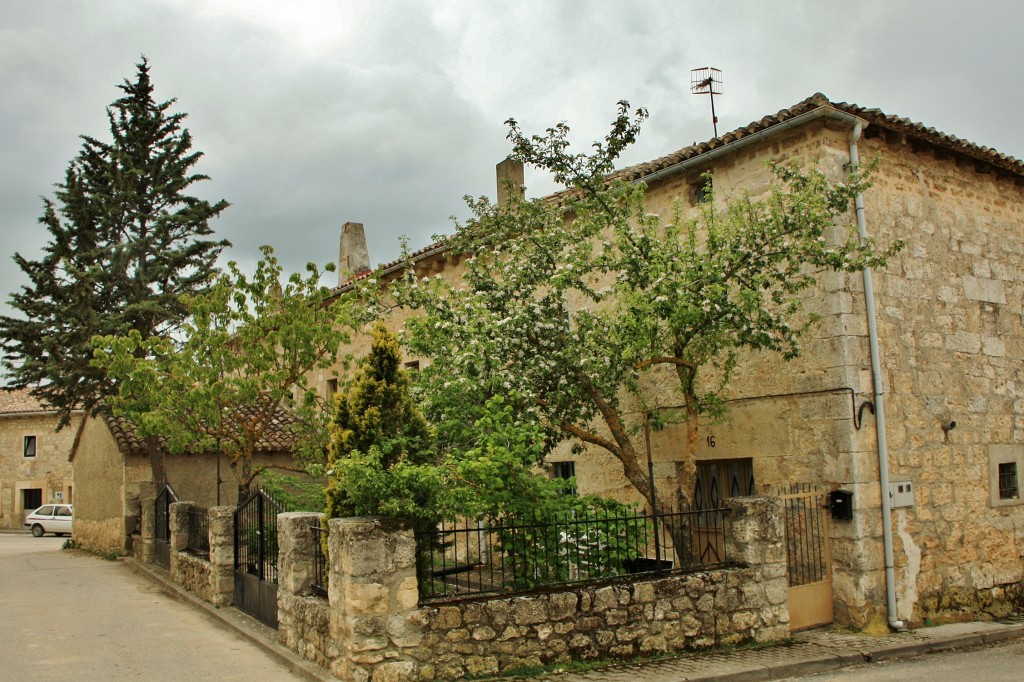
[[0, 388, 54, 416]]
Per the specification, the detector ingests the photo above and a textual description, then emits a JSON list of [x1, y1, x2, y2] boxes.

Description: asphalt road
[[785, 639, 1024, 681], [0, 533, 299, 681]]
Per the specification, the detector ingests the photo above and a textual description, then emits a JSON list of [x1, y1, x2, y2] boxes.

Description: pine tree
[[0, 58, 229, 425], [324, 322, 433, 520]]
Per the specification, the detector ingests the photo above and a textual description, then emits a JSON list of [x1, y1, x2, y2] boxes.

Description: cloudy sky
[[2, 0, 1022, 318]]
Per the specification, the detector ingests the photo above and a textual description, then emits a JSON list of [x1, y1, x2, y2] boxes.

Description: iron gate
[[234, 489, 284, 628], [781, 489, 833, 630], [154, 484, 177, 569]]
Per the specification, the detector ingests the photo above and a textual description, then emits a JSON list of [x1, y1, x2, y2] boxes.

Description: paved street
[[786, 639, 1024, 681], [0, 533, 299, 681]]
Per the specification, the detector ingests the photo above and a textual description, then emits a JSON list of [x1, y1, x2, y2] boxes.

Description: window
[[403, 360, 420, 371], [325, 378, 338, 402], [23, 435, 36, 457], [693, 458, 755, 510], [989, 445, 1024, 507], [692, 176, 714, 205], [22, 488, 42, 512], [998, 462, 1019, 500], [551, 461, 577, 496]]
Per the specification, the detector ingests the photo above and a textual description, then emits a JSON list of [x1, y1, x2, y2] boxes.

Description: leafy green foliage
[[399, 101, 901, 511], [258, 470, 327, 512], [324, 322, 436, 521], [94, 246, 355, 499], [1, 58, 228, 426]]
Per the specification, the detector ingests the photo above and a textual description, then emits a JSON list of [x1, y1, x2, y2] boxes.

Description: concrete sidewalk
[[536, 619, 1024, 682], [125, 557, 1023, 682]]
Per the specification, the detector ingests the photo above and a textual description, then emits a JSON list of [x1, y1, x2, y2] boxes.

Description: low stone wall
[[167, 502, 235, 607], [172, 551, 214, 603], [416, 565, 787, 679], [72, 517, 125, 555], [276, 496, 789, 682], [280, 592, 334, 667]]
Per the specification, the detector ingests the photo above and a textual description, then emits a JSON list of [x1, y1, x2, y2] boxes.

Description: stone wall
[[277, 512, 335, 667], [166, 502, 235, 607], [276, 497, 787, 681], [169, 501, 214, 602]]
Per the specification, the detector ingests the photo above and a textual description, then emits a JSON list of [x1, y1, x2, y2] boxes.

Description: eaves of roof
[[103, 408, 299, 458], [333, 92, 1024, 294]]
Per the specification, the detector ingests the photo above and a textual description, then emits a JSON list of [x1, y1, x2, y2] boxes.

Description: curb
[[122, 557, 333, 682], [536, 622, 1024, 682], [117, 557, 1024, 682]]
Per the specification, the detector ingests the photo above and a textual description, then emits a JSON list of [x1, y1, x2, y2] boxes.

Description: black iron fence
[[415, 506, 729, 602], [186, 507, 210, 557], [154, 484, 177, 569], [310, 523, 328, 598]]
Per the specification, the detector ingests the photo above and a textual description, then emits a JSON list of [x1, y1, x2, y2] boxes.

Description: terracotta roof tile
[[0, 388, 55, 416], [104, 406, 300, 457], [334, 92, 1024, 291]]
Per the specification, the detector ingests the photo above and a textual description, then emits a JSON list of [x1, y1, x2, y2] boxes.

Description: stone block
[[432, 606, 462, 630], [512, 598, 547, 625], [347, 582, 391, 615], [371, 661, 417, 682], [592, 586, 617, 611], [548, 592, 578, 620], [963, 275, 1006, 304]]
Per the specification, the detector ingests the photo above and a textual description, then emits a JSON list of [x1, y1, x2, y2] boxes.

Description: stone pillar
[[139, 491, 156, 564], [169, 501, 195, 585], [208, 506, 235, 606], [278, 512, 323, 596], [329, 517, 422, 682], [724, 496, 785, 566], [278, 512, 332, 663], [723, 496, 790, 641]]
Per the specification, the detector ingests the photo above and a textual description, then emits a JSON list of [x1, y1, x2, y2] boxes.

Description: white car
[[24, 504, 73, 537]]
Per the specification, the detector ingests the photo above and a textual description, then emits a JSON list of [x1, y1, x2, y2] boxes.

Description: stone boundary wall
[[276, 496, 788, 681], [166, 502, 235, 607], [417, 564, 787, 679], [278, 512, 336, 667]]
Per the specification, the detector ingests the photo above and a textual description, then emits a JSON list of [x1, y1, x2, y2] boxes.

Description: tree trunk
[[144, 434, 166, 495]]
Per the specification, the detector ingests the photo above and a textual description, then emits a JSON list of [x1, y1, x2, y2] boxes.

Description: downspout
[[848, 122, 907, 631]]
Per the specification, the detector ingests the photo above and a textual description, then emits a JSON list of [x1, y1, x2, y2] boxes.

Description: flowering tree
[[401, 102, 900, 514], [94, 246, 355, 501]]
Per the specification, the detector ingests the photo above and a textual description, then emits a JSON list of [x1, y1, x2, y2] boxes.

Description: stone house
[[319, 93, 1024, 631], [70, 411, 302, 553], [0, 387, 78, 529]]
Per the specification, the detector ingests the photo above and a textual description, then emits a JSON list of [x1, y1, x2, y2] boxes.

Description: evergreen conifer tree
[[1, 58, 229, 425]]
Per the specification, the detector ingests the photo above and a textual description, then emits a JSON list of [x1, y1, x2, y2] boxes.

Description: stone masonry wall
[[278, 512, 336, 668], [167, 502, 234, 607], [277, 497, 787, 681]]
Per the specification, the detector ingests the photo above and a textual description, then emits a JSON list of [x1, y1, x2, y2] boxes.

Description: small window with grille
[[989, 445, 1024, 507], [551, 461, 577, 496], [998, 462, 1019, 500]]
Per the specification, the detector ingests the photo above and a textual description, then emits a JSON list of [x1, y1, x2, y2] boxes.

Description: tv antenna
[[691, 67, 723, 138]]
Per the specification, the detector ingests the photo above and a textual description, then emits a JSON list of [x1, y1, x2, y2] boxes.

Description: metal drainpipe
[[848, 122, 907, 631]]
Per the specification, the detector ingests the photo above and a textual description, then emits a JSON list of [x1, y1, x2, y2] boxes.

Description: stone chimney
[[496, 158, 525, 206], [339, 221, 370, 286]]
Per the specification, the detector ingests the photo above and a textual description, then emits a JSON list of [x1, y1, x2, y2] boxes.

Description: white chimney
[[339, 221, 370, 285]]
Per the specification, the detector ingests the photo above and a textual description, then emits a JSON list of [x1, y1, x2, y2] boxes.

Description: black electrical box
[[828, 489, 854, 520]]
